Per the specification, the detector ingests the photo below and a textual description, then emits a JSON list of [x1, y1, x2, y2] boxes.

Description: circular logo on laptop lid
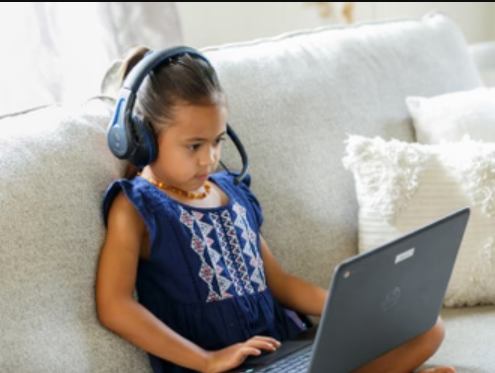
[[382, 286, 401, 312]]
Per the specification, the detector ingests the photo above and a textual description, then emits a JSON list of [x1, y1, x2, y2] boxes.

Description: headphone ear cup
[[141, 118, 158, 163], [128, 114, 158, 167]]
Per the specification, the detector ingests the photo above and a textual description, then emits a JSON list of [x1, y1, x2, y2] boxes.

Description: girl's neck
[[138, 167, 229, 209], [139, 167, 207, 195]]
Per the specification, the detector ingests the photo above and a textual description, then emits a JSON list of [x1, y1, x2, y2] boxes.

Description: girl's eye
[[188, 144, 201, 151], [188, 137, 225, 151]]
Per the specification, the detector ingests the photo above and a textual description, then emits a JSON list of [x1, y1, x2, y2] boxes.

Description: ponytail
[[119, 46, 150, 179], [119, 45, 150, 84]]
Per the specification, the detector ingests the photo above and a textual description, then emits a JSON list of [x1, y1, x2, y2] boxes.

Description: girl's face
[[148, 103, 228, 192]]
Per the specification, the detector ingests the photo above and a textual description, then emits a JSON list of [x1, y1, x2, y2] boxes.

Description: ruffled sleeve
[[219, 171, 264, 228], [101, 178, 155, 234], [239, 172, 264, 228]]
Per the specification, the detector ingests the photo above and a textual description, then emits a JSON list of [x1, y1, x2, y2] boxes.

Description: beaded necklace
[[138, 172, 211, 199]]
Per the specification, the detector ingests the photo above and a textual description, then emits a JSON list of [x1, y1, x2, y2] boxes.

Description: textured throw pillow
[[0, 98, 150, 372], [406, 87, 495, 144], [342, 135, 495, 308]]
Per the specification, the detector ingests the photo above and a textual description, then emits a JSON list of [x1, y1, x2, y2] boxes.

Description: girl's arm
[[96, 193, 210, 371], [260, 235, 328, 317]]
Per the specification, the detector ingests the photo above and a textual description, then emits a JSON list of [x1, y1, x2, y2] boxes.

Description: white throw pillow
[[342, 135, 495, 308], [0, 98, 150, 372], [406, 87, 495, 144]]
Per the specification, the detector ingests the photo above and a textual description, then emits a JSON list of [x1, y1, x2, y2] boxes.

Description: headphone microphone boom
[[106, 45, 249, 185]]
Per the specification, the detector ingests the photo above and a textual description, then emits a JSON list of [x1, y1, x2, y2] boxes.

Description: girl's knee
[[431, 317, 445, 344], [421, 316, 446, 357]]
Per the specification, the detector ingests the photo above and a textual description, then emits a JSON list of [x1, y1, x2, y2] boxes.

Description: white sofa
[[1, 10, 494, 373]]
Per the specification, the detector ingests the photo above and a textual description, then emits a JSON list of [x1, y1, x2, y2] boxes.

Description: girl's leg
[[352, 317, 456, 373]]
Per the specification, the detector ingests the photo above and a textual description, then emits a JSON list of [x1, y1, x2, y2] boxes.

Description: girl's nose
[[200, 146, 216, 166]]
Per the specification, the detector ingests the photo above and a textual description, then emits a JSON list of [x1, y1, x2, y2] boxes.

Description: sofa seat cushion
[[425, 306, 495, 373]]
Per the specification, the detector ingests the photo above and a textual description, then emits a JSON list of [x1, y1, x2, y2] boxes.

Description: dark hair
[[119, 46, 225, 179]]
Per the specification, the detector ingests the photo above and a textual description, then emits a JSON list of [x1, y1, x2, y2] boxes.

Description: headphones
[[106, 45, 249, 185]]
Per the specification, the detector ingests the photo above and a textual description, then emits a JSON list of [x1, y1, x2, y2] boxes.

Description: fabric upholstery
[[0, 99, 150, 372]]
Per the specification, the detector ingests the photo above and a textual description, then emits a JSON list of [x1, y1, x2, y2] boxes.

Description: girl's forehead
[[176, 105, 226, 125], [167, 104, 227, 137]]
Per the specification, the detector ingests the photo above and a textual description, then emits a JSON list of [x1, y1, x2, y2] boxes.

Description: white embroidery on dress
[[179, 207, 221, 302], [233, 203, 266, 291], [180, 200, 267, 301], [220, 208, 255, 294], [194, 211, 233, 300], [210, 212, 244, 297]]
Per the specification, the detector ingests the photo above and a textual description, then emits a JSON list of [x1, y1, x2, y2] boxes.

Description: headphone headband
[[123, 46, 211, 92]]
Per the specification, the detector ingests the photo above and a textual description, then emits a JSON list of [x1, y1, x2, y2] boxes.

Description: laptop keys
[[258, 345, 312, 372]]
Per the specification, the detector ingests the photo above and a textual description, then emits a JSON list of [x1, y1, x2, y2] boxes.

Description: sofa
[[1, 10, 494, 373]]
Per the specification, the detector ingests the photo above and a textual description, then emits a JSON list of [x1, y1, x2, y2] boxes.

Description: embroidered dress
[[102, 171, 303, 373]]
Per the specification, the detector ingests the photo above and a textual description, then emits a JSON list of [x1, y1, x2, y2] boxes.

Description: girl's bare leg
[[352, 317, 455, 373]]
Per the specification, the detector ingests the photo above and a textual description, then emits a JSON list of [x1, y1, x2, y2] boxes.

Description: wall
[[373, 2, 493, 44], [175, 2, 495, 48], [493, 2, 495, 39], [175, 2, 330, 48]]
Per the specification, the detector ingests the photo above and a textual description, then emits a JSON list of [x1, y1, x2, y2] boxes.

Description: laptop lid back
[[308, 207, 470, 373]]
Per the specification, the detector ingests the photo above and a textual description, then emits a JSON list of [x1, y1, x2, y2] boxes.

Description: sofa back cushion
[[0, 99, 150, 372], [202, 11, 482, 287]]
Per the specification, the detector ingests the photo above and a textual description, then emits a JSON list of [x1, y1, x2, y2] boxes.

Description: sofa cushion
[[407, 87, 495, 144], [198, 11, 482, 288], [343, 135, 495, 307], [430, 306, 495, 372], [0, 98, 150, 372]]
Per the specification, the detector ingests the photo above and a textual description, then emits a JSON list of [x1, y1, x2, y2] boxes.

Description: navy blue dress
[[102, 171, 303, 372]]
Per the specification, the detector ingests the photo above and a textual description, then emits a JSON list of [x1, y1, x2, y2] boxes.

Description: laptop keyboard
[[257, 345, 313, 373]]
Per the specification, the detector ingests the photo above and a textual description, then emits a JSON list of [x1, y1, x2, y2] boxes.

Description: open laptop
[[229, 207, 470, 373]]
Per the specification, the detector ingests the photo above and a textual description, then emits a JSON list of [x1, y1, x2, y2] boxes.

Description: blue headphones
[[106, 45, 249, 185]]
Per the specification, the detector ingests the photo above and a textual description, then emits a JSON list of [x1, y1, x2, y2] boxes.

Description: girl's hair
[[119, 46, 225, 179]]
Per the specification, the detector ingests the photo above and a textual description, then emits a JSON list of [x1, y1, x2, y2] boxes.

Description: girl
[[96, 46, 456, 373]]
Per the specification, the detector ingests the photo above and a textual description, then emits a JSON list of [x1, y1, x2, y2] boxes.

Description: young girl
[[96, 46, 456, 373]]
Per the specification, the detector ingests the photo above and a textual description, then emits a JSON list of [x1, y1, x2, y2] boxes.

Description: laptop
[[229, 207, 470, 373]]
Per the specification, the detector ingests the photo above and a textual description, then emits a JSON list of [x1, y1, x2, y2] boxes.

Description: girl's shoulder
[[102, 177, 149, 228], [212, 170, 264, 227], [210, 169, 254, 190], [211, 170, 256, 203]]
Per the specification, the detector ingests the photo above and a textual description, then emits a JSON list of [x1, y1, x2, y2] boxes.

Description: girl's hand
[[204, 336, 281, 373]]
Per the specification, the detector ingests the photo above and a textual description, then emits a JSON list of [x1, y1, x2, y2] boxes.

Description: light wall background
[[176, 2, 495, 48]]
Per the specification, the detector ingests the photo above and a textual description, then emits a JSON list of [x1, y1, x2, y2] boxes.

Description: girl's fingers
[[249, 336, 282, 346], [239, 346, 262, 357], [244, 339, 279, 351]]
